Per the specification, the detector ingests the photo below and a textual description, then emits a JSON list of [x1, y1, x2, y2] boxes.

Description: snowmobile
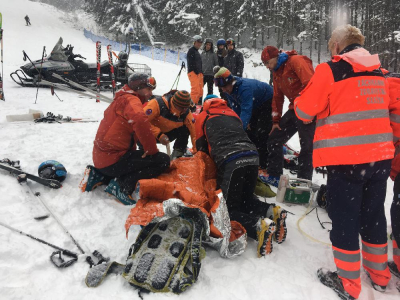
[[10, 37, 151, 90]]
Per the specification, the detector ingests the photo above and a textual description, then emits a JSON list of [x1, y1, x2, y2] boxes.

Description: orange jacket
[[387, 74, 400, 179], [271, 51, 314, 123], [294, 45, 396, 167], [144, 92, 197, 151], [93, 85, 158, 169]]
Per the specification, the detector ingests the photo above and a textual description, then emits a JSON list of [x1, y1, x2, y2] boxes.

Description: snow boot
[[317, 268, 356, 300], [254, 178, 276, 198], [170, 149, 184, 161], [365, 270, 387, 292], [256, 218, 276, 257], [79, 165, 110, 192], [258, 169, 280, 188], [271, 205, 288, 244], [104, 178, 136, 206], [389, 261, 400, 279]]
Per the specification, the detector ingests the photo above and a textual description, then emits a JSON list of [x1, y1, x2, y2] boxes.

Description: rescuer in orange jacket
[[386, 73, 400, 281], [88, 73, 170, 205], [144, 90, 197, 160], [261, 45, 315, 188], [294, 25, 399, 299]]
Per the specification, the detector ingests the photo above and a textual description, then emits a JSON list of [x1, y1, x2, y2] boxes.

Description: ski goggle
[[226, 40, 234, 45], [147, 77, 157, 89]]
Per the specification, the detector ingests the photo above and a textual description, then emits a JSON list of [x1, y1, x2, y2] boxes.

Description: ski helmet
[[118, 51, 129, 64], [38, 160, 67, 182], [192, 35, 203, 43], [217, 39, 226, 46], [128, 73, 157, 91]]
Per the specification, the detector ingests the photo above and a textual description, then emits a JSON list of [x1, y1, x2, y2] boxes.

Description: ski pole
[[171, 61, 186, 90], [0, 221, 78, 268], [25, 182, 107, 267], [112, 51, 135, 73], [34, 46, 46, 104]]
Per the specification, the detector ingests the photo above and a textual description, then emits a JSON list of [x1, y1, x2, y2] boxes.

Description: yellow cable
[[296, 193, 332, 247]]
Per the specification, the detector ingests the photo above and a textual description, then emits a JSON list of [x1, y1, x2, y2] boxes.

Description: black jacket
[[187, 46, 202, 74], [224, 49, 244, 77]]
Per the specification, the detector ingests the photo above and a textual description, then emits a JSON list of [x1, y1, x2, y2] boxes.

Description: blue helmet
[[38, 160, 67, 182], [217, 39, 226, 46]]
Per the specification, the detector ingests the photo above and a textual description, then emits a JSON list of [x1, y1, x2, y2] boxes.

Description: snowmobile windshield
[[49, 37, 68, 62]]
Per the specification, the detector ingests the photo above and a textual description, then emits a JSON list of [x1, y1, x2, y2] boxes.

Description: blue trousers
[[326, 160, 391, 250]]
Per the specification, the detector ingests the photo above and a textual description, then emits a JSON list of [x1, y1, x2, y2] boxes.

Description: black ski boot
[[389, 261, 400, 279], [317, 268, 356, 300], [365, 270, 386, 292]]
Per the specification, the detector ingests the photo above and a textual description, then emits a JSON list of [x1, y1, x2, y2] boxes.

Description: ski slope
[[0, 1, 398, 299]]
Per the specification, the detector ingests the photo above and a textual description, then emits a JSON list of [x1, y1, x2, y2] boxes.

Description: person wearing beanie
[[144, 90, 197, 160], [187, 35, 204, 105], [90, 73, 170, 205], [196, 97, 287, 257], [201, 38, 219, 96], [223, 38, 244, 77], [260, 45, 315, 188], [214, 67, 273, 172]]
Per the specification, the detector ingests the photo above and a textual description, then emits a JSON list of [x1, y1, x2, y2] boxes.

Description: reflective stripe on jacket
[[93, 85, 158, 169], [294, 45, 395, 167]]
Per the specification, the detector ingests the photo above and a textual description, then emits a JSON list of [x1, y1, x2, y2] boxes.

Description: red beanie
[[261, 46, 279, 63]]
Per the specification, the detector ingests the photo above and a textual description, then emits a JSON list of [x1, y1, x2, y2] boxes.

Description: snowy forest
[[30, 0, 400, 71]]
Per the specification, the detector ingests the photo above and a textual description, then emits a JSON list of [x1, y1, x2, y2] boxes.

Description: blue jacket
[[225, 77, 273, 129]]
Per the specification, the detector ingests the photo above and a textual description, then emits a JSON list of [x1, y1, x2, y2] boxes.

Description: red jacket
[[271, 51, 314, 123], [93, 85, 158, 169], [295, 45, 397, 167]]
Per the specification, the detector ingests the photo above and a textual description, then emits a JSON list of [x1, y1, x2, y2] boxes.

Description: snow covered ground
[[0, 1, 398, 299]]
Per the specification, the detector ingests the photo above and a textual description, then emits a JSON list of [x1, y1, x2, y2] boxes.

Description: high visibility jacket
[[294, 45, 397, 167], [271, 51, 314, 123], [195, 98, 257, 168], [93, 85, 158, 169], [385, 73, 400, 179], [144, 91, 197, 152]]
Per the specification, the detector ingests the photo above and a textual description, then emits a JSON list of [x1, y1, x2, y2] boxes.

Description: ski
[[51, 73, 112, 103], [107, 45, 116, 97], [0, 161, 62, 189], [96, 41, 101, 103]]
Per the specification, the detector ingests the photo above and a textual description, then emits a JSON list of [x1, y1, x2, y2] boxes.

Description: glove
[[159, 134, 170, 145]]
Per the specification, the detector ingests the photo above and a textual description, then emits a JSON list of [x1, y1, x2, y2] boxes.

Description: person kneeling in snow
[[81, 73, 170, 205], [195, 96, 287, 256], [143, 90, 197, 161]]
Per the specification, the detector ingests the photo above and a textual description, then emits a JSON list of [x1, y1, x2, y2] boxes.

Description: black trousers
[[165, 126, 190, 152], [392, 174, 400, 248], [326, 160, 391, 250], [203, 75, 214, 96], [267, 109, 315, 180], [246, 101, 272, 169], [218, 157, 273, 240], [99, 150, 170, 194]]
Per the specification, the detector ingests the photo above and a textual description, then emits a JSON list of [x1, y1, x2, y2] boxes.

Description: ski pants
[[217, 156, 274, 240], [99, 150, 170, 195], [188, 71, 203, 105], [392, 174, 400, 268], [326, 160, 392, 299], [267, 109, 315, 180], [203, 75, 214, 96], [246, 101, 272, 169], [165, 126, 190, 152]]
